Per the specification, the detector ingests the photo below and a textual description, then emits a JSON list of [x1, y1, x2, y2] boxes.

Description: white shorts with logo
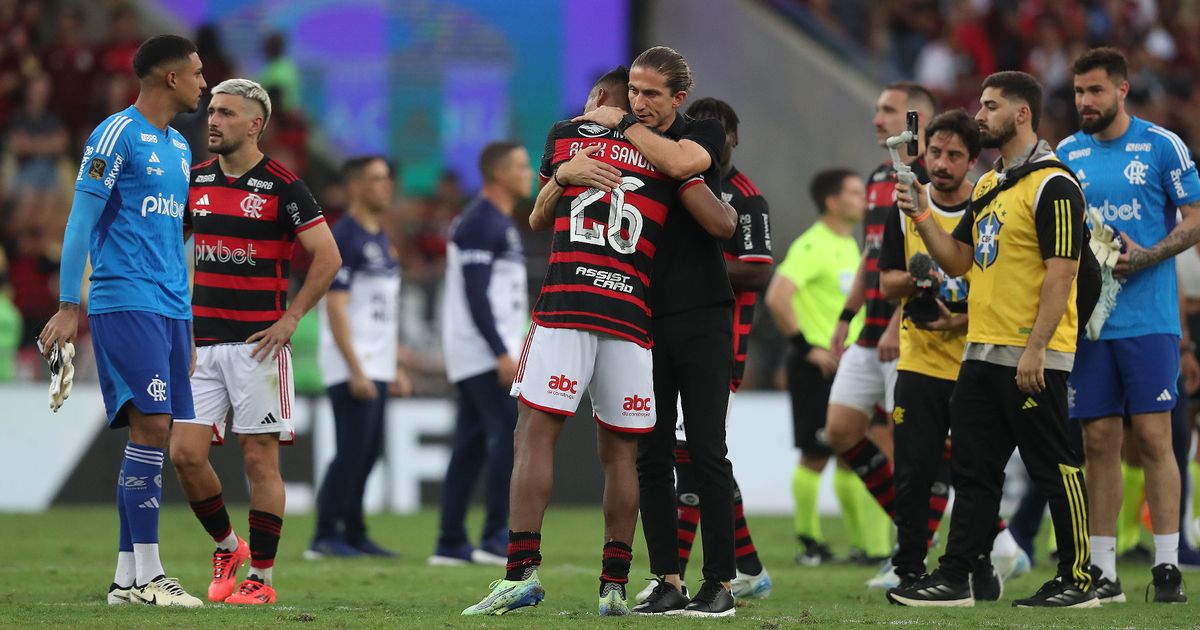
[[828, 343, 898, 417], [510, 324, 655, 433], [674, 391, 735, 442], [176, 343, 296, 444]]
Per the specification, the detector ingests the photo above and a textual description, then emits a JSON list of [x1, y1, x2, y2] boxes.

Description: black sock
[[601, 541, 633, 584], [505, 531, 541, 580], [189, 493, 233, 544]]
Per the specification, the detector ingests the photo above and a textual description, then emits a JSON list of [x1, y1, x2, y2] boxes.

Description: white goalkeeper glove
[[37, 340, 75, 412], [1088, 207, 1121, 269]]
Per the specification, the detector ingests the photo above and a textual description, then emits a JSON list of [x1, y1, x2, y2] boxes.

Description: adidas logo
[[138, 497, 160, 509], [149, 152, 161, 163], [1022, 397, 1038, 410], [261, 412, 279, 425], [1157, 389, 1173, 402], [195, 194, 210, 206]]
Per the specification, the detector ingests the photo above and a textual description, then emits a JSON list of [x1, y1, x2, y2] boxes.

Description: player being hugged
[[169, 79, 340, 606], [38, 35, 206, 607]]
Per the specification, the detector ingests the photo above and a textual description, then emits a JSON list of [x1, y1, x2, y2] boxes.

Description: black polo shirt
[[648, 113, 734, 317]]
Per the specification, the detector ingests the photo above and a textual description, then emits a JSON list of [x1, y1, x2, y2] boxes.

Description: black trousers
[[892, 370, 955, 577], [639, 306, 735, 582], [315, 380, 388, 544], [939, 360, 1091, 589]]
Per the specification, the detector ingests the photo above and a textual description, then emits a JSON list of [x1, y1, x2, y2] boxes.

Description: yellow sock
[[792, 465, 822, 541], [857, 478, 893, 558], [1190, 461, 1200, 521], [833, 466, 863, 550], [1117, 463, 1145, 554]]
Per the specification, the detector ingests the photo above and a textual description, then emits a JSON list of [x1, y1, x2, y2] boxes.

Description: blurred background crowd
[[3, 0, 1200, 397]]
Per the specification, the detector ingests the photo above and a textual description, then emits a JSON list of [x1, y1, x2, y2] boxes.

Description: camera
[[904, 252, 941, 324]]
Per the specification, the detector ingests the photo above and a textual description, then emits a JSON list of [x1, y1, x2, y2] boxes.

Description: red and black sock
[[674, 444, 700, 580], [506, 531, 541, 580], [677, 504, 700, 580], [189, 493, 232, 543], [733, 483, 764, 575], [928, 445, 952, 545], [248, 510, 283, 573], [601, 541, 633, 585], [841, 438, 895, 517]]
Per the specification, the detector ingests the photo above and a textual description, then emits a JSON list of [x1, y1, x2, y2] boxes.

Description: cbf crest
[[974, 213, 1002, 269]]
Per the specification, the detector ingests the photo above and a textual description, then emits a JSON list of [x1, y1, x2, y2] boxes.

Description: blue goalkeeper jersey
[[1056, 116, 1200, 339], [73, 105, 192, 319]]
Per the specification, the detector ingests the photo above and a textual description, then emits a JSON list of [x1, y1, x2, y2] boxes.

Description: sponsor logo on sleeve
[[87, 157, 107, 180], [104, 154, 124, 188], [1171, 168, 1187, 199]]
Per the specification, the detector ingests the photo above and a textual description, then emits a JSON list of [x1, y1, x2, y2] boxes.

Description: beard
[[1078, 102, 1119, 135], [208, 136, 242, 155], [980, 118, 1017, 149]]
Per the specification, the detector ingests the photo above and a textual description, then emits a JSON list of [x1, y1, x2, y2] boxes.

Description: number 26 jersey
[[534, 121, 698, 348]]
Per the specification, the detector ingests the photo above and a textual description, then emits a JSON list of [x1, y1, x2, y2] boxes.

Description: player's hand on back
[[895, 178, 928, 218], [571, 105, 625, 129], [349, 370, 378, 400], [496, 353, 517, 388], [557, 145, 622, 192], [247, 314, 299, 362], [806, 347, 839, 379], [38, 304, 80, 358]]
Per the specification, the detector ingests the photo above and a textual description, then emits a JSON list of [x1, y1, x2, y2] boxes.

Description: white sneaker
[[866, 561, 901, 590], [38, 341, 75, 412], [635, 578, 688, 604], [732, 568, 773, 599], [470, 548, 507, 566], [132, 576, 203, 608], [106, 583, 133, 605], [991, 547, 1031, 582]]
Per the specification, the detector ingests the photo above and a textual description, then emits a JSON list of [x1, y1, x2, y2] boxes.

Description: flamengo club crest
[[241, 193, 266, 218], [974, 213, 1002, 269]]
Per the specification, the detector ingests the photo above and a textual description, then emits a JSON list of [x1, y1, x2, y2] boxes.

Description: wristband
[[789, 333, 813, 356], [912, 208, 933, 225], [838, 308, 857, 323], [552, 168, 565, 187], [1183, 341, 1197, 354]]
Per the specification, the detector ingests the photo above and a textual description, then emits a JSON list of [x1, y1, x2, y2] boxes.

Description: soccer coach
[[887, 71, 1096, 608]]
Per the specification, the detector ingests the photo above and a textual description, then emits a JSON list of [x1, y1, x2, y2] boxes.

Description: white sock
[[249, 566, 273, 585], [113, 551, 135, 587], [1154, 532, 1180, 567], [217, 530, 239, 552], [1091, 535, 1117, 580], [134, 543, 165, 586], [992, 528, 1019, 556]]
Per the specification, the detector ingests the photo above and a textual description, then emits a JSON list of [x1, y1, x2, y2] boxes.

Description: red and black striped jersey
[[186, 156, 325, 346], [534, 120, 697, 347], [721, 166, 772, 391], [859, 158, 927, 347]]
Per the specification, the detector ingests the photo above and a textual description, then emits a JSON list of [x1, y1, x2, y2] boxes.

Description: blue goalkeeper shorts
[[1068, 333, 1180, 420], [90, 310, 195, 428]]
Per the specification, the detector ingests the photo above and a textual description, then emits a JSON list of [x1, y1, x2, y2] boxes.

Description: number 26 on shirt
[[569, 176, 645, 254]]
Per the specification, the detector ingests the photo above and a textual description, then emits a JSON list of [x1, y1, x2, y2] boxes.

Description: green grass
[[0, 507, 1193, 628]]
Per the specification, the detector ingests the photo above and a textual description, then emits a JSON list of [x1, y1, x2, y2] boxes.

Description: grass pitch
[[0, 506, 1194, 628]]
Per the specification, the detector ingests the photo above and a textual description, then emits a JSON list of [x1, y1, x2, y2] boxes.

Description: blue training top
[[1057, 115, 1200, 339], [69, 105, 192, 319]]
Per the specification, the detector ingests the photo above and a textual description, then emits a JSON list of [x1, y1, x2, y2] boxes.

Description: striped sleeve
[[74, 114, 134, 201], [1034, 174, 1085, 260]]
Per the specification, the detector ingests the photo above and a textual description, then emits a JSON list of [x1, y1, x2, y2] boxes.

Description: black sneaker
[[1012, 576, 1099, 608], [971, 561, 1003, 602], [1086, 564, 1126, 603], [896, 572, 921, 590], [886, 571, 974, 607], [630, 578, 689, 615], [795, 536, 834, 567], [1148, 563, 1187, 603], [682, 581, 736, 618]]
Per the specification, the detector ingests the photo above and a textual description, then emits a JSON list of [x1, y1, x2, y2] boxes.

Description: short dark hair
[[981, 71, 1044, 131], [925, 108, 981, 159], [341, 155, 392, 182], [479, 141, 523, 183], [885, 81, 938, 116], [133, 35, 197, 79], [631, 46, 694, 94], [592, 65, 629, 96], [810, 168, 858, 214], [1072, 47, 1128, 81], [685, 97, 739, 135]]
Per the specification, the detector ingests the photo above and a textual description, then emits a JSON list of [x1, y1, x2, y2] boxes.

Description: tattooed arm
[[1119, 203, 1200, 276]]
